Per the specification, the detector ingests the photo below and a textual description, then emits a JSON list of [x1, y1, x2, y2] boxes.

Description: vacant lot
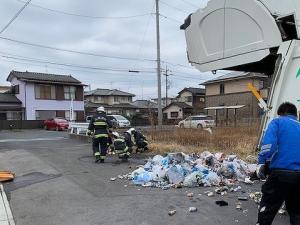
[[146, 126, 259, 160]]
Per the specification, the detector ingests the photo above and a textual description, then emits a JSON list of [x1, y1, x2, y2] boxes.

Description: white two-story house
[[7, 70, 85, 121]]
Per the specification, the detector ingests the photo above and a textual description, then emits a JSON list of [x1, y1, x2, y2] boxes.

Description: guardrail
[[69, 122, 89, 135]]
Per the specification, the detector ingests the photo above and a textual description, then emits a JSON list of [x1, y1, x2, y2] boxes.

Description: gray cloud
[[0, 0, 213, 99]]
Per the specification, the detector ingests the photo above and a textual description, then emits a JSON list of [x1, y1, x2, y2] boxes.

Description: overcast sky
[[0, 0, 216, 99]]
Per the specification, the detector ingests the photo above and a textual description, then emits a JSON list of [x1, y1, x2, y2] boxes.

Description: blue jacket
[[259, 115, 300, 171]]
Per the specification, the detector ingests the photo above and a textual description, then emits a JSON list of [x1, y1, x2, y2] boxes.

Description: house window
[[200, 97, 205, 102], [35, 84, 56, 99], [170, 112, 179, 118], [64, 86, 76, 100], [220, 83, 225, 95], [186, 96, 193, 102], [12, 85, 19, 94], [97, 96, 103, 102], [114, 96, 119, 103]]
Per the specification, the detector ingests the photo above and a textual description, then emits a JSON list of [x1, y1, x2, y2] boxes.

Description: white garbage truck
[[181, 0, 300, 148]]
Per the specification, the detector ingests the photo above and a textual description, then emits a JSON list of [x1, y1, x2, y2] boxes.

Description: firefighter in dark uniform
[[88, 106, 112, 163], [132, 130, 148, 151], [112, 132, 131, 162]]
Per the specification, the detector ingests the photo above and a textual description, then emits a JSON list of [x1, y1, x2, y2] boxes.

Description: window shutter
[[75, 86, 83, 101], [56, 85, 64, 100]]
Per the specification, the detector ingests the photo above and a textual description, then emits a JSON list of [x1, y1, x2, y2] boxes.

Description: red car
[[44, 118, 69, 131]]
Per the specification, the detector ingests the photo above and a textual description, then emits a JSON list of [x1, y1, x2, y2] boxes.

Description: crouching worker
[[256, 102, 300, 225], [87, 106, 112, 163], [132, 129, 149, 152], [112, 132, 130, 162]]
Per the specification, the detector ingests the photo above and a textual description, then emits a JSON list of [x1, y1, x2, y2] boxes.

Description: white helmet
[[112, 131, 120, 138], [127, 128, 136, 135], [96, 106, 105, 112]]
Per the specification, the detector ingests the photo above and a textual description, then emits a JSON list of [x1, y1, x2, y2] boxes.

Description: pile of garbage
[[130, 152, 257, 189]]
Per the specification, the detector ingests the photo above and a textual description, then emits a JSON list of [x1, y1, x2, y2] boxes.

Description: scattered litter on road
[[187, 192, 194, 198], [124, 185, 128, 187], [188, 207, 197, 213], [168, 210, 176, 216], [216, 200, 228, 206], [207, 191, 214, 197], [249, 192, 262, 204], [118, 175, 124, 179], [236, 203, 242, 210], [238, 196, 248, 201], [110, 177, 116, 181], [130, 152, 256, 189]]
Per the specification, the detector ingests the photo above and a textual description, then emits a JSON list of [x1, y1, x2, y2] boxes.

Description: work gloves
[[256, 164, 267, 179], [256, 161, 270, 180]]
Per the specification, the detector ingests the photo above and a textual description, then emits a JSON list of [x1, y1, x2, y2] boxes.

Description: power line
[[15, 0, 151, 20], [160, 0, 190, 14], [0, 36, 195, 70], [160, 13, 182, 24], [179, 0, 198, 9], [0, 0, 31, 34], [136, 3, 155, 58], [0, 36, 157, 62], [0, 53, 157, 73]]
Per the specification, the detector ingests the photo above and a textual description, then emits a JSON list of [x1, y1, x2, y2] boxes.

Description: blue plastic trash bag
[[183, 171, 203, 187], [133, 171, 153, 185], [166, 166, 184, 184], [152, 155, 164, 165]]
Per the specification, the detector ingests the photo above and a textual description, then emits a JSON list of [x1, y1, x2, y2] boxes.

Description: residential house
[[163, 102, 193, 121], [201, 71, 270, 124], [162, 87, 206, 122], [7, 70, 85, 121], [177, 87, 206, 114], [151, 97, 176, 107], [131, 100, 158, 125], [0, 93, 22, 120], [131, 100, 158, 114], [84, 89, 137, 117]]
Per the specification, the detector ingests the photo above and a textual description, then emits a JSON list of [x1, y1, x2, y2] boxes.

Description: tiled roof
[[7, 70, 82, 85], [85, 89, 135, 97], [0, 93, 21, 104], [201, 72, 268, 85], [132, 100, 158, 109], [178, 87, 205, 95]]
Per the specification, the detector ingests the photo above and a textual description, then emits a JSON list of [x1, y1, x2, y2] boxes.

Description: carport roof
[[204, 105, 245, 110]]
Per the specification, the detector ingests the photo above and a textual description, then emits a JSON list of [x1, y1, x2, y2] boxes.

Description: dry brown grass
[[146, 126, 259, 159]]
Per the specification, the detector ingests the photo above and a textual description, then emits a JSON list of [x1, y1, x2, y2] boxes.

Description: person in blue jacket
[[256, 102, 300, 225]]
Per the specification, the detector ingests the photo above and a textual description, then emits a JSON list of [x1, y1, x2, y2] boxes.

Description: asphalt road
[[0, 130, 289, 225]]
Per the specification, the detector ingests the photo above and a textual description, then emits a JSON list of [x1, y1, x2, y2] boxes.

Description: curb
[[0, 184, 15, 225]]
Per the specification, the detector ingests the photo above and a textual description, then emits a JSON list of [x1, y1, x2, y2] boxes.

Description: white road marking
[[0, 185, 15, 225], [0, 137, 66, 143]]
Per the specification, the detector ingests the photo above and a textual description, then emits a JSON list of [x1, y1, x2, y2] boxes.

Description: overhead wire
[[160, 0, 190, 14], [0, 0, 31, 34], [0, 53, 157, 73], [179, 0, 198, 9], [0, 36, 157, 62], [15, 0, 151, 20]]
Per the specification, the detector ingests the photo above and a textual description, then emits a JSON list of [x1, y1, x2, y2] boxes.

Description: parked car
[[178, 115, 215, 129], [44, 118, 69, 131], [107, 115, 131, 128]]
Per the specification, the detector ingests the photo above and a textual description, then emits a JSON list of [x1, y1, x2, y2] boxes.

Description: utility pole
[[155, 0, 163, 129], [163, 65, 170, 106]]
